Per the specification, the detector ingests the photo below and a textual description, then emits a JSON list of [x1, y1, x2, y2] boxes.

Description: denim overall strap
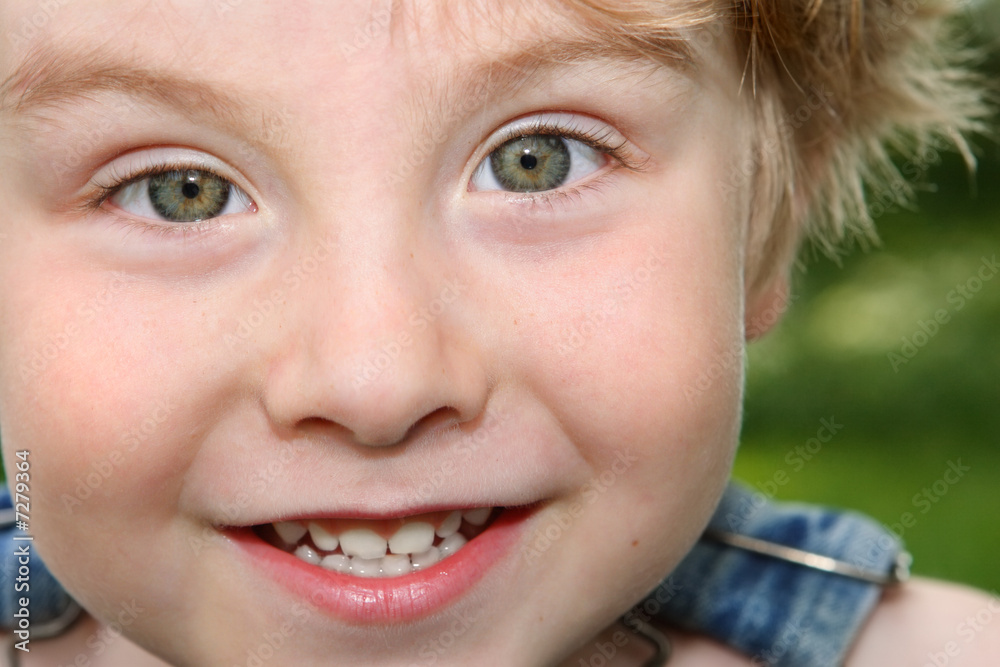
[[0, 486, 81, 639], [643, 482, 909, 667]]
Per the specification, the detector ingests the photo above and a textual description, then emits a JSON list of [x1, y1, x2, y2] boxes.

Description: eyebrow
[[0, 43, 288, 150], [0, 29, 693, 147]]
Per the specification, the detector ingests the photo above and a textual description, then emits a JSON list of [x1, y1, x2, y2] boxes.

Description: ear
[[744, 273, 791, 341]]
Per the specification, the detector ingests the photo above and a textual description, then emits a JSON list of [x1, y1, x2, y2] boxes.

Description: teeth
[[463, 508, 491, 526], [410, 546, 441, 571], [274, 521, 307, 545], [380, 554, 413, 577], [388, 521, 434, 555], [277, 507, 495, 577], [320, 554, 351, 573], [294, 544, 321, 565], [438, 532, 467, 557], [351, 557, 383, 578], [308, 522, 339, 551], [339, 529, 388, 560], [436, 511, 462, 538]]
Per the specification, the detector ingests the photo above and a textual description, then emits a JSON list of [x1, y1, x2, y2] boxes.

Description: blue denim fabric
[[0, 486, 78, 634], [644, 482, 906, 666]]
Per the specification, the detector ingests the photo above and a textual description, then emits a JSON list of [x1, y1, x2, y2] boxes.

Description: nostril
[[401, 405, 463, 443]]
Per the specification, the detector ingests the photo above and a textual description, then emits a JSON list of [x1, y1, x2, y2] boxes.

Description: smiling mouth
[[252, 507, 501, 579]]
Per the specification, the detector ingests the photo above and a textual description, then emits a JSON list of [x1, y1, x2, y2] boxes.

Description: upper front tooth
[[274, 521, 307, 545], [308, 522, 339, 551], [436, 511, 462, 538], [388, 521, 434, 555], [463, 508, 491, 526], [339, 528, 388, 559]]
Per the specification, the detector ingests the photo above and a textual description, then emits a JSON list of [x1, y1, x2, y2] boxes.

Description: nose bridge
[[261, 208, 482, 447]]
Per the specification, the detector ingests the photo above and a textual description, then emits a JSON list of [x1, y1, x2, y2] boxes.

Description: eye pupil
[[519, 154, 538, 170], [181, 182, 201, 199]]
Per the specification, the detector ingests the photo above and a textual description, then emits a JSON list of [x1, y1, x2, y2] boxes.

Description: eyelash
[[478, 116, 648, 204], [78, 162, 244, 240]]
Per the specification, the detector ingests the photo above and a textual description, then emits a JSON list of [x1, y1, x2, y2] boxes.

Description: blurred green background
[[735, 7, 1000, 592]]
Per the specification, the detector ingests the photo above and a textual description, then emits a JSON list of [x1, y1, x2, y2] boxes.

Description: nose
[[260, 230, 487, 448]]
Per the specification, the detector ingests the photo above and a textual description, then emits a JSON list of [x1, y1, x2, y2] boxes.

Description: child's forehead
[[0, 0, 713, 113]]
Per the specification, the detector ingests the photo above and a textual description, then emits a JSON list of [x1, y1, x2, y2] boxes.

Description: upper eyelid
[[475, 113, 649, 172], [87, 148, 255, 197]]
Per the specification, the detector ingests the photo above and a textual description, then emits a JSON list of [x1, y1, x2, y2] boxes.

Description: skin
[[0, 2, 996, 666]]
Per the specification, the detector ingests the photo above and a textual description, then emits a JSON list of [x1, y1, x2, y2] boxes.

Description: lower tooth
[[352, 557, 383, 578], [320, 554, 351, 573], [438, 532, 467, 557], [381, 554, 413, 577], [410, 546, 441, 571], [294, 544, 322, 566]]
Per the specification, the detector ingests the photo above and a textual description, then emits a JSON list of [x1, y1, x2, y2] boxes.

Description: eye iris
[[148, 169, 230, 222], [490, 135, 570, 192]]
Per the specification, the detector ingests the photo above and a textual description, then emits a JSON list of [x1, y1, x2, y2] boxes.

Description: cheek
[[488, 192, 746, 612], [0, 242, 207, 580]]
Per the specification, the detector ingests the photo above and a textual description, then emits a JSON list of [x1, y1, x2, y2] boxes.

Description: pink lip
[[227, 507, 532, 624]]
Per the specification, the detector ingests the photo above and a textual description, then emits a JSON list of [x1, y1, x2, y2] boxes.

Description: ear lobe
[[745, 274, 791, 341]]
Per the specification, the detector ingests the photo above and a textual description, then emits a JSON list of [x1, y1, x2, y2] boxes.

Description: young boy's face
[[0, 1, 757, 664]]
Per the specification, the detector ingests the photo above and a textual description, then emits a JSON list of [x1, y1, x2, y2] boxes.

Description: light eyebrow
[[399, 33, 695, 140], [0, 43, 285, 147]]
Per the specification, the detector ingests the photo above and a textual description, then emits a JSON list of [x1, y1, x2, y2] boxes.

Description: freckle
[[632, 540, 639, 547]]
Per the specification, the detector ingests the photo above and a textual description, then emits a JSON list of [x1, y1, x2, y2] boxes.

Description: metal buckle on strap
[[704, 529, 912, 587]]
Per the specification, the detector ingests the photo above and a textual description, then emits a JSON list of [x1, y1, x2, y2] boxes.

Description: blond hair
[[566, 0, 991, 294]]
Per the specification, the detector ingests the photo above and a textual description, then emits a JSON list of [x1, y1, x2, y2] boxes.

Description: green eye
[[473, 132, 605, 194], [490, 135, 571, 192], [148, 170, 231, 222], [109, 168, 255, 223]]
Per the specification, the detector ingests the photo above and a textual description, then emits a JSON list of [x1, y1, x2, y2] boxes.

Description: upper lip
[[219, 500, 542, 528]]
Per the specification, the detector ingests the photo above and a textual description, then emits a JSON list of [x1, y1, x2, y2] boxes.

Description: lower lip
[[227, 507, 532, 623]]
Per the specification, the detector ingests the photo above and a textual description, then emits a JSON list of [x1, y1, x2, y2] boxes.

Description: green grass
[[735, 148, 1000, 593]]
